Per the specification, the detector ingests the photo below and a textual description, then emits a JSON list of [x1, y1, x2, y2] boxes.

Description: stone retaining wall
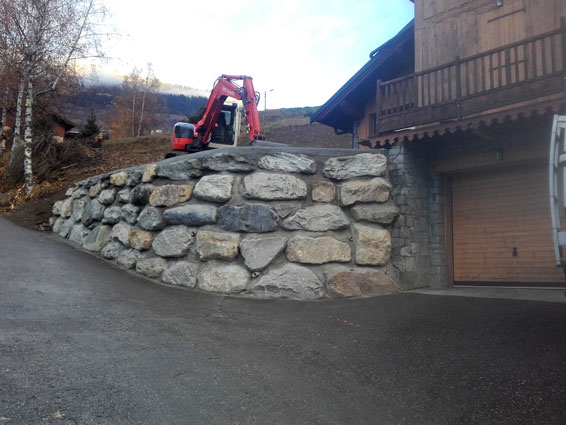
[[49, 147, 403, 300]]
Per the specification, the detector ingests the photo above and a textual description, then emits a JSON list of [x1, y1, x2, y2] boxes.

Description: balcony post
[[455, 56, 462, 120], [376, 79, 382, 136]]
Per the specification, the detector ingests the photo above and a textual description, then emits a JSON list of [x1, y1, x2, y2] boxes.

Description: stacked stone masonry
[[50, 148, 404, 300]]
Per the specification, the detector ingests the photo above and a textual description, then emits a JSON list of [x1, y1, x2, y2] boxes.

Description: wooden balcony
[[377, 19, 566, 134]]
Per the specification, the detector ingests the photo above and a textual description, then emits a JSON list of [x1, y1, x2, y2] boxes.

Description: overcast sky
[[99, 0, 414, 109]]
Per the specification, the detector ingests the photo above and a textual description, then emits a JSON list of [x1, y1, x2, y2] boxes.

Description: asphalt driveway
[[1, 217, 566, 425]]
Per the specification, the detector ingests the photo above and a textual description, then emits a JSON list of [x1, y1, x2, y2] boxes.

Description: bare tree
[[137, 63, 160, 138], [0, 0, 109, 193]]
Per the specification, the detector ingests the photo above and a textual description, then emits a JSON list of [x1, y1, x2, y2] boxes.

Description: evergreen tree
[[81, 110, 100, 139]]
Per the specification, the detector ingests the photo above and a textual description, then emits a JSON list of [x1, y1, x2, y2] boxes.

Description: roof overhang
[[311, 19, 415, 133]]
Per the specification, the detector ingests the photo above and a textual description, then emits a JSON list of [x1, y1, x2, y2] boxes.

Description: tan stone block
[[286, 236, 351, 264], [149, 184, 192, 207], [110, 172, 128, 186], [196, 230, 240, 261], [129, 229, 153, 251], [312, 181, 336, 203], [325, 266, 398, 297], [142, 164, 158, 183], [339, 177, 391, 206], [352, 223, 391, 266]]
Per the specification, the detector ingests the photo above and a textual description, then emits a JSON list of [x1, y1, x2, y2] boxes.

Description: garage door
[[452, 163, 565, 285]]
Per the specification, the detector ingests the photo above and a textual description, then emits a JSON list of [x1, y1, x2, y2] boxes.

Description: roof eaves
[[310, 19, 414, 126]]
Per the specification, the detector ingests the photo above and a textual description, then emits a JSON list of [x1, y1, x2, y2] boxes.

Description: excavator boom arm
[[196, 75, 263, 145]]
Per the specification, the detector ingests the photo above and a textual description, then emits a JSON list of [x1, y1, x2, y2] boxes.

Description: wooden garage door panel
[[452, 165, 564, 284]]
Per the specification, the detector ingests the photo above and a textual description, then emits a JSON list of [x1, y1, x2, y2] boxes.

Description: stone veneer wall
[[387, 142, 446, 289], [49, 147, 406, 300]]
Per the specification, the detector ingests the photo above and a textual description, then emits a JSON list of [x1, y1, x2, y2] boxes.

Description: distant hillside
[[59, 85, 207, 132], [58, 89, 351, 148]]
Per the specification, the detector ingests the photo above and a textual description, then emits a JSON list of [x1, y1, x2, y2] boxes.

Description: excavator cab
[[209, 103, 240, 148]]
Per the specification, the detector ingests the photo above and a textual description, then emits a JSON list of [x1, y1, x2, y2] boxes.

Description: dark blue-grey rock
[[218, 205, 278, 233], [163, 205, 217, 226], [82, 199, 105, 226], [127, 169, 143, 186], [137, 206, 166, 231], [258, 152, 316, 174], [156, 158, 203, 180], [131, 184, 154, 205], [120, 204, 139, 224], [202, 152, 254, 172]]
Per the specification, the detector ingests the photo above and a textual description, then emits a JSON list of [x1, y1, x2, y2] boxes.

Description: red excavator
[[171, 74, 282, 154]]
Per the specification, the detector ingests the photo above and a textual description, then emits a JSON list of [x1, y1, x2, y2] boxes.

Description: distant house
[[50, 113, 75, 142], [313, 0, 566, 289]]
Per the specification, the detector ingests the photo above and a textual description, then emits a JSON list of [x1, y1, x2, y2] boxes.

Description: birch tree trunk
[[23, 79, 33, 194], [9, 79, 24, 167], [0, 87, 7, 157], [1, 87, 7, 129], [131, 89, 136, 137], [137, 88, 147, 138]]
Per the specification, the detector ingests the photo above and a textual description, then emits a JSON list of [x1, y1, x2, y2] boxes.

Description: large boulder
[[196, 231, 239, 261], [152, 226, 194, 257], [120, 204, 139, 224], [217, 205, 278, 233], [197, 262, 249, 293], [81, 200, 105, 226], [131, 184, 155, 206], [136, 257, 167, 278], [162, 262, 198, 287], [339, 178, 391, 206], [282, 204, 349, 231], [156, 158, 203, 180], [98, 189, 116, 205], [241, 172, 307, 200], [193, 174, 233, 203], [163, 205, 217, 226], [239, 237, 287, 271], [202, 152, 254, 172], [322, 153, 387, 180], [137, 206, 166, 231], [286, 236, 351, 264], [251, 264, 323, 299], [102, 206, 122, 225], [257, 152, 316, 174], [83, 225, 112, 252], [352, 223, 391, 266], [111, 222, 132, 247], [325, 266, 399, 298], [350, 201, 399, 224], [149, 184, 192, 207]]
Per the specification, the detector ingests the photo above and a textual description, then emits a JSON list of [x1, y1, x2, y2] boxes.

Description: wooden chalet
[[312, 0, 566, 288]]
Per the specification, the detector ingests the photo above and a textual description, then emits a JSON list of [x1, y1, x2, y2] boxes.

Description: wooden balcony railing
[[376, 18, 566, 134]]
